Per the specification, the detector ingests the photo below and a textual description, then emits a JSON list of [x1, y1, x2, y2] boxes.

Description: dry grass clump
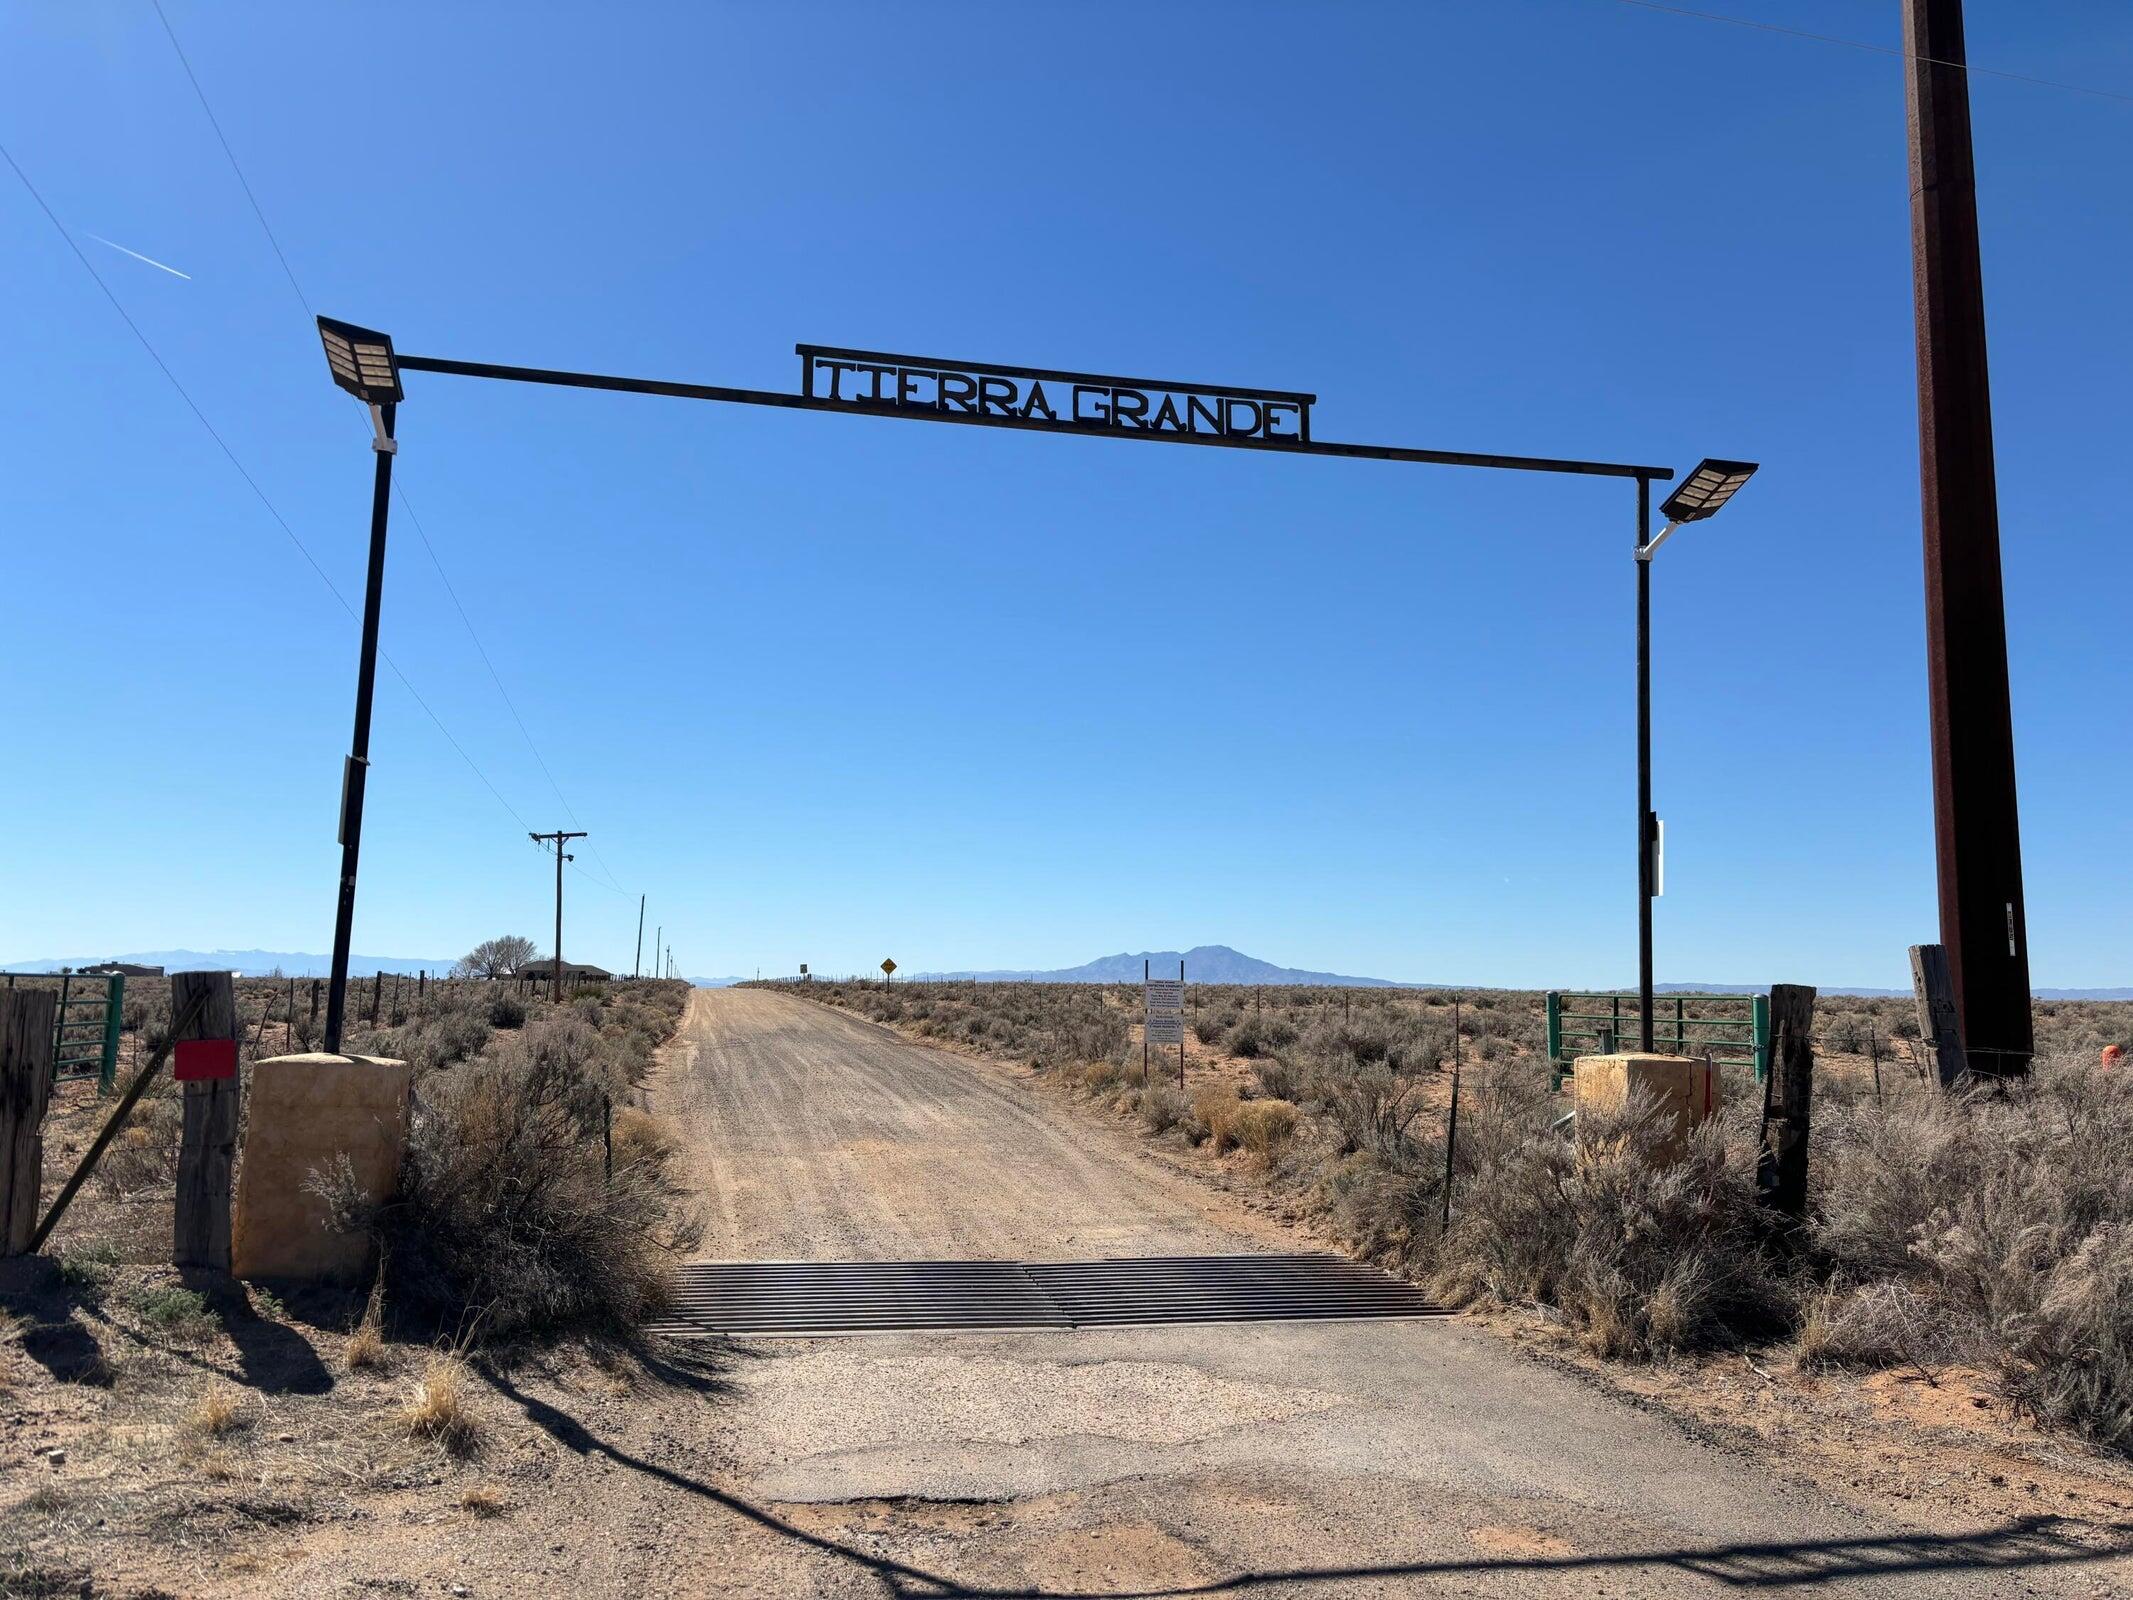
[[1193, 1087, 1244, 1151], [401, 1356, 481, 1455], [1231, 1099, 1300, 1164], [185, 1387, 249, 1438], [1188, 1088, 1300, 1165], [459, 1483, 507, 1518], [344, 1319, 387, 1372]]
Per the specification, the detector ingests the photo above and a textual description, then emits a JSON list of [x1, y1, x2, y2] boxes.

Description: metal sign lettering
[[801, 345, 1313, 446], [1145, 978, 1184, 1045]]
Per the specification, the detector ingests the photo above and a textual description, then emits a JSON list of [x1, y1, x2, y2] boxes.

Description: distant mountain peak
[[908, 945, 1402, 987]]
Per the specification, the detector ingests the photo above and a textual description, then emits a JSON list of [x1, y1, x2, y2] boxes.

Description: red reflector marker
[[173, 1037, 238, 1082]]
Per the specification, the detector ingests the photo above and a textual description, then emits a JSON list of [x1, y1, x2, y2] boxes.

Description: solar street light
[[314, 316, 403, 1051], [1641, 459, 1758, 560], [1660, 459, 1758, 525], [1634, 459, 1758, 1049], [317, 316, 403, 407]]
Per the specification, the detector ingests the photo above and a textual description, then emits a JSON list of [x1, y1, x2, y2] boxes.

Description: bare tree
[[453, 935, 539, 980]]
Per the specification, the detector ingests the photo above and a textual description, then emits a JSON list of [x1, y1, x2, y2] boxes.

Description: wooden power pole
[[1903, 0, 2032, 1076], [530, 830, 587, 1002]]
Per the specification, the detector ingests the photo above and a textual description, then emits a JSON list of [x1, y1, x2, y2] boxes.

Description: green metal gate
[[2, 972, 125, 1090], [1546, 990, 1768, 1086]]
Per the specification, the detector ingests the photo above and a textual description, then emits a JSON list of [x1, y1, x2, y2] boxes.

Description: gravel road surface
[[620, 988, 2133, 1597]]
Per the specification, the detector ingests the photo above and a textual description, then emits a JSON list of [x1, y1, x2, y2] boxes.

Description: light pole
[[1635, 458, 1759, 1050], [315, 317, 404, 1053]]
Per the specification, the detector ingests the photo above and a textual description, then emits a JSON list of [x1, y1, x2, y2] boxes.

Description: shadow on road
[[479, 1356, 2133, 1596]]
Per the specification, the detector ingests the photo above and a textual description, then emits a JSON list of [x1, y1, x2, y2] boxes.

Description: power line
[[141, 0, 634, 901], [392, 482, 630, 896], [1607, 0, 2133, 104], [0, 138, 535, 839], [146, 0, 316, 310]]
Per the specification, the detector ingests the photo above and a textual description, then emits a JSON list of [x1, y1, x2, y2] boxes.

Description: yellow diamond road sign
[[881, 958, 897, 975]]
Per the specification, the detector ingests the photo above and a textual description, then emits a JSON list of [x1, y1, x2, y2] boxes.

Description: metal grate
[[647, 1253, 1445, 1338]]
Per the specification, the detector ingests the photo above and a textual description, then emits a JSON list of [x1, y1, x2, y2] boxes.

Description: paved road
[[637, 989, 2129, 1597]]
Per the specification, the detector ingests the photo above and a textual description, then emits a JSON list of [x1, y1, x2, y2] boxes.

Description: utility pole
[[529, 830, 587, 1003], [1903, 0, 2032, 1075], [634, 895, 645, 979], [654, 926, 661, 984]]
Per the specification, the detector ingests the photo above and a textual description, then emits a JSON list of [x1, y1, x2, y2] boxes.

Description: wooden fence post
[[369, 970, 384, 1028], [173, 971, 238, 1271], [1909, 943, 1966, 1089], [2, 989, 59, 1256], [1756, 983, 1816, 1225]]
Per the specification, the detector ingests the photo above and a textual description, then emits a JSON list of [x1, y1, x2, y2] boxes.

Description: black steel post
[[1903, 0, 2032, 1075], [1636, 476, 1655, 1051], [324, 402, 395, 1054]]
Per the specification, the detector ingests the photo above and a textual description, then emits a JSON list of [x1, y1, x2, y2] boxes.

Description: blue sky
[[3, 2, 2128, 988]]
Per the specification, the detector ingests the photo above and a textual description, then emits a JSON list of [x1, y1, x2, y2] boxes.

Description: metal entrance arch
[[311, 318, 1735, 1052]]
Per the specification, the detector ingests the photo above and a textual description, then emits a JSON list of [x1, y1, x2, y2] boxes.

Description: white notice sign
[[1145, 978, 1184, 1045]]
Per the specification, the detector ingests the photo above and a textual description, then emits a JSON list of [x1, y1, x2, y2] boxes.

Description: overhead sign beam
[[394, 349, 1670, 483]]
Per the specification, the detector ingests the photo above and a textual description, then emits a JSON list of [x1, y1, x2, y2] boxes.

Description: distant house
[[518, 960, 612, 983], [77, 961, 164, 977]]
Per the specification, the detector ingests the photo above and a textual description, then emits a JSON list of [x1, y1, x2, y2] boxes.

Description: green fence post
[[1545, 992, 1563, 1087], [52, 972, 71, 1078], [100, 973, 124, 1093], [1752, 992, 1771, 1084]]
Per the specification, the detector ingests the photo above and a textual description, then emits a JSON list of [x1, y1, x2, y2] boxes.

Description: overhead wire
[[141, 0, 633, 901], [0, 138, 538, 842]]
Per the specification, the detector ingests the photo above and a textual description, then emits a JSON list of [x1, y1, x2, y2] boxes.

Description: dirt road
[[588, 988, 2129, 1597], [663, 985, 1292, 1261]]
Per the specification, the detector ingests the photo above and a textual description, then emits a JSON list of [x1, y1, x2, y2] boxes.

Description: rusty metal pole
[[1902, 0, 2032, 1076]]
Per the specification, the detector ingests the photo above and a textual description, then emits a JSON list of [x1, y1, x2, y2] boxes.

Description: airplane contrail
[[83, 231, 191, 280]]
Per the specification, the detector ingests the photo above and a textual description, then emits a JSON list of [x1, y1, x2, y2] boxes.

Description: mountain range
[[6, 945, 2124, 1001], [911, 946, 1402, 986]]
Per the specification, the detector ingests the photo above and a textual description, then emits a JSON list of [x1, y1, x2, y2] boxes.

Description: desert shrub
[[130, 1285, 212, 1334], [1078, 1059, 1126, 1099], [1435, 1073, 1780, 1358], [362, 1017, 698, 1343], [1824, 1012, 1871, 1054], [1225, 1016, 1299, 1059], [1193, 1017, 1226, 1045], [57, 1241, 120, 1297], [1320, 1067, 1430, 1162], [1252, 1054, 1304, 1101], [487, 990, 528, 1029], [384, 1008, 492, 1074], [1795, 1282, 1949, 1374], [1812, 1054, 2133, 1448], [1137, 1081, 1190, 1135], [94, 1094, 182, 1198]]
